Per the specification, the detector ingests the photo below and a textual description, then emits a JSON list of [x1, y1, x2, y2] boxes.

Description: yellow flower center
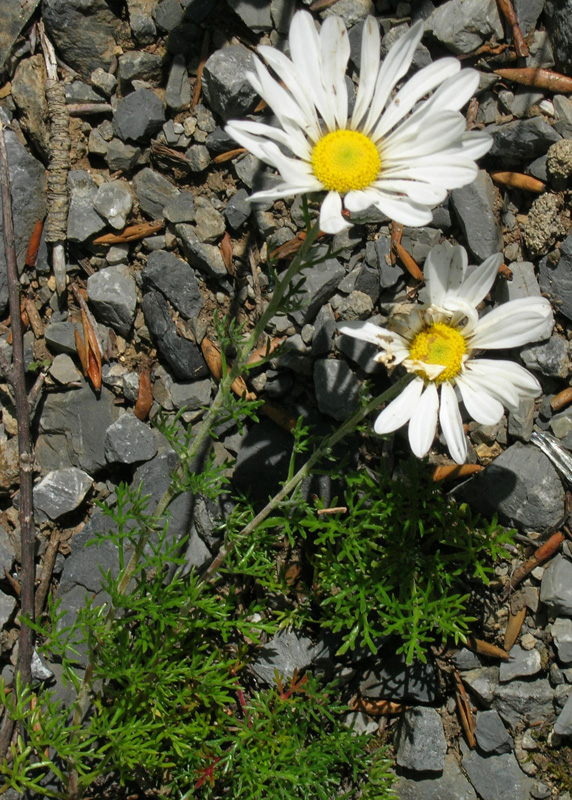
[[311, 129, 381, 194], [409, 322, 467, 383]]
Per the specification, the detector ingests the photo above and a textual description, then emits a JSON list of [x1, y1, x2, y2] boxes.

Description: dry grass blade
[[466, 636, 510, 660], [191, 30, 210, 112], [200, 336, 256, 400], [394, 241, 424, 282], [494, 67, 572, 92], [213, 147, 247, 164], [92, 219, 164, 244], [316, 506, 347, 515], [491, 171, 545, 192], [134, 370, 153, 421], [432, 464, 484, 482], [453, 670, 476, 747], [220, 231, 234, 275], [247, 336, 286, 365], [23, 298, 44, 338], [71, 285, 103, 391]]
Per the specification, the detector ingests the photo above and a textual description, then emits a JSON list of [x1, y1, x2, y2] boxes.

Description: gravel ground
[[2, 0, 572, 797]]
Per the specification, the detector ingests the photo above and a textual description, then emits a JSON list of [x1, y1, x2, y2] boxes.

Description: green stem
[[204, 373, 414, 578]]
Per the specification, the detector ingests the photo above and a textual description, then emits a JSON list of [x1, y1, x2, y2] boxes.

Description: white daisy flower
[[339, 243, 553, 464], [225, 10, 491, 234]]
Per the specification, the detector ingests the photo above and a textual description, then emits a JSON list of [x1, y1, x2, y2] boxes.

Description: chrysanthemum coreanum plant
[[339, 242, 553, 464], [225, 10, 492, 234]]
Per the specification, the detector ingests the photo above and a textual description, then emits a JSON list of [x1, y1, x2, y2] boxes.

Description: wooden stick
[[500, 531, 565, 602], [34, 530, 61, 618], [496, 0, 529, 57]]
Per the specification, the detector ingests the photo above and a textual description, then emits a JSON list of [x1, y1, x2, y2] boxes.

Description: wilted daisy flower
[[339, 243, 553, 464], [225, 10, 491, 234]]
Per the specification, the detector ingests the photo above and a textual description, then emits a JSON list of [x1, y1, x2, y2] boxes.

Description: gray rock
[[141, 290, 208, 380], [395, 707, 447, 773], [395, 753, 477, 800], [500, 645, 542, 682], [425, 0, 503, 54], [312, 304, 337, 357], [337, 331, 382, 375], [493, 679, 554, 729], [0, 119, 46, 314], [450, 171, 503, 261], [551, 409, 572, 438], [524, 193, 568, 259], [455, 443, 565, 532], [106, 139, 143, 173], [118, 51, 163, 90], [42, 0, 129, 78], [314, 359, 360, 421], [49, 354, 82, 385], [225, 188, 251, 229], [104, 413, 158, 464], [202, 44, 258, 121], [251, 629, 330, 685], [0, 527, 15, 573], [233, 419, 293, 501], [33, 468, 93, 520], [113, 88, 165, 144], [545, 0, 572, 75], [554, 688, 572, 735], [93, 180, 133, 230], [462, 750, 533, 800], [540, 554, 572, 615], [132, 167, 180, 218], [552, 618, 572, 664], [474, 710, 513, 754], [508, 396, 535, 442], [194, 195, 225, 242], [453, 648, 482, 672], [493, 262, 543, 305], [322, 0, 374, 26], [65, 80, 105, 104], [169, 378, 212, 410], [538, 230, 572, 323], [36, 383, 120, 474], [142, 250, 204, 319], [154, 0, 184, 31], [30, 649, 54, 683], [0, 438, 18, 493], [87, 265, 137, 338], [0, 0, 41, 72], [163, 190, 195, 224], [359, 653, 439, 703], [289, 256, 346, 326], [11, 54, 50, 161], [401, 227, 442, 265], [227, 0, 272, 30], [233, 153, 263, 189], [0, 590, 16, 629], [165, 53, 191, 111], [463, 667, 500, 707], [176, 225, 228, 279], [185, 144, 210, 172], [514, 0, 545, 35], [90, 67, 117, 97], [521, 335, 569, 378], [127, 0, 157, 44], [67, 170, 107, 242], [488, 118, 561, 162]]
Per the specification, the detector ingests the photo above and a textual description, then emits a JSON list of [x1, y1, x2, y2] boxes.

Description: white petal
[[424, 242, 456, 306], [371, 192, 434, 226], [249, 183, 319, 203], [338, 320, 395, 345], [382, 111, 466, 159], [374, 377, 424, 435], [466, 359, 542, 396], [289, 10, 336, 130], [225, 118, 312, 161], [408, 382, 439, 457], [351, 17, 381, 130], [470, 297, 553, 349], [459, 130, 493, 159], [372, 179, 447, 205], [251, 59, 314, 138], [320, 16, 350, 128], [258, 141, 316, 185], [319, 191, 352, 234], [362, 20, 425, 136], [381, 155, 479, 189], [456, 376, 505, 425], [457, 253, 503, 307], [439, 381, 467, 464], [373, 58, 461, 140]]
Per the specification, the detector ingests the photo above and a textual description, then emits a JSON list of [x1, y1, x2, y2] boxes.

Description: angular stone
[[141, 290, 208, 380], [359, 652, 439, 703], [42, 0, 129, 78], [118, 51, 163, 90], [93, 180, 133, 230], [11, 54, 50, 161], [142, 250, 204, 319], [474, 710, 513, 755], [395, 707, 447, 773], [508, 396, 535, 443], [194, 195, 225, 242], [233, 418, 293, 502], [87, 265, 137, 338], [104, 413, 158, 465], [554, 689, 572, 736], [36, 383, 120, 474], [500, 645, 542, 682], [514, 0, 545, 35], [224, 188, 250, 229], [540, 554, 572, 616], [113, 88, 165, 144], [67, 170, 106, 242], [0, 590, 16, 629], [251, 629, 330, 685], [545, 0, 572, 75], [176, 225, 228, 279], [227, 0, 272, 30], [132, 167, 180, 218], [314, 359, 360, 421], [538, 230, 572, 323], [33, 468, 93, 520], [165, 53, 191, 111], [106, 139, 142, 173], [463, 667, 500, 707], [395, 753, 477, 800], [462, 750, 533, 800], [169, 377, 212, 410], [163, 190, 195, 224], [0, 118, 46, 313], [289, 256, 345, 326], [450, 171, 503, 261], [493, 679, 554, 729], [488, 118, 561, 162], [552, 618, 572, 664], [49, 353, 82, 385], [202, 44, 258, 120], [425, 0, 503, 54], [127, 0, 157, 44], [455, 443, 565, 532]]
